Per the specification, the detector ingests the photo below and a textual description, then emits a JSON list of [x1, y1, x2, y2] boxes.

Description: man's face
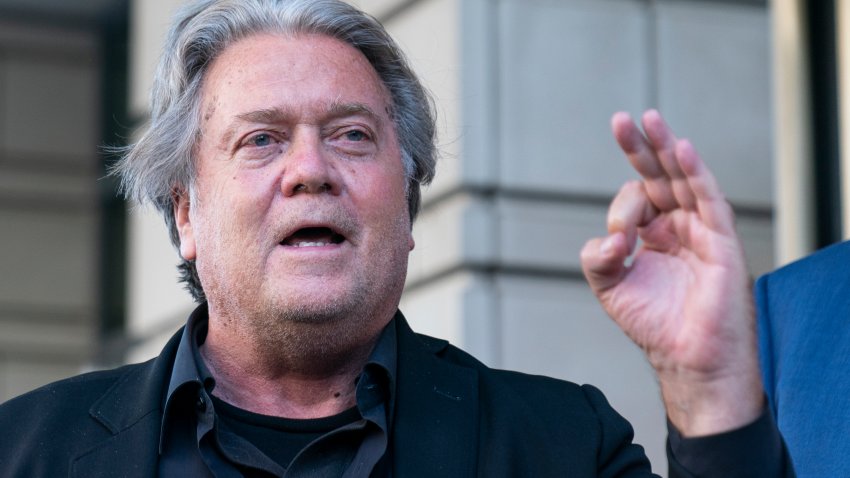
[[176, 33, 414, 341]]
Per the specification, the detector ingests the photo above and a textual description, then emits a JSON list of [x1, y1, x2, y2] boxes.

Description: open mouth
[[280, 227, 346, 248]]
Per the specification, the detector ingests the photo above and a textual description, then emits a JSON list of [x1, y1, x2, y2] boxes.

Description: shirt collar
[[158, 303, 400, 453], [364, 313, 397, 388], [158, 303, 215, 453], [357, 315, 397, 422]]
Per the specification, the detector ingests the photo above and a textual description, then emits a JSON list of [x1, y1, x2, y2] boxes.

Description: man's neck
[[199, 322, 381, 419]]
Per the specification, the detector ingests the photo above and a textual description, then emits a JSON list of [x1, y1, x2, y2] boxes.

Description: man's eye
[[344, 130, 368, 142], [250, 133, 274, 147]]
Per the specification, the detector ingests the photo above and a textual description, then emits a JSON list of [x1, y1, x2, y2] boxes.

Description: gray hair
[[113, 0, 437, 302]]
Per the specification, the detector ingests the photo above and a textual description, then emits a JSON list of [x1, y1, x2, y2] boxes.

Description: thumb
[[580, 232, 629, 295]]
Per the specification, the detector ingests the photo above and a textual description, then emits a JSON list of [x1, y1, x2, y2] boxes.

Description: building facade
[[0, 0, 805, 474]]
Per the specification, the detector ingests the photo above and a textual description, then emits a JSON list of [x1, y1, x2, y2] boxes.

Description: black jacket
[[0, 314, 788, 477]]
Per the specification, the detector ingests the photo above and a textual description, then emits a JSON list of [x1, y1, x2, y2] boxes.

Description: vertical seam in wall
[[491, 0, 502, 185], [0, 350, 5, 400], [0, 47, 6, 156], [490, 0, 504, 369], [647, 0, 659, 109]]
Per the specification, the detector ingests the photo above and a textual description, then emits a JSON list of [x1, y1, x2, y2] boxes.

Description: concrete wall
[[0, 21, 101, 400]]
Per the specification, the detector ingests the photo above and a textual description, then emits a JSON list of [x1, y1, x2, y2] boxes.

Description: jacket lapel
[[392, 315, 479, 477], [70, 328, 183, 478], [70, 414, 161, 478]]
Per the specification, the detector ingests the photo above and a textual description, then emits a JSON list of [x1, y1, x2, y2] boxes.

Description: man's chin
[[274, 306, 349, 325], [259, 291, 366, 325], [247, 295, 384, 361]]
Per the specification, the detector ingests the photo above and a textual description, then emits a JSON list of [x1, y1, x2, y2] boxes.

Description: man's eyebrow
[[214, 107, 287, 148], [218, 102, 385, 147], [324, 101, 383, 123], [235, 107, 292, 125], [233, 102, 382, 126]]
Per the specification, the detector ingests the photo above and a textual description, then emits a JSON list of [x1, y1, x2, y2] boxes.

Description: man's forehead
[[205, 32, 383, 86], [199, 33, 393, 124]]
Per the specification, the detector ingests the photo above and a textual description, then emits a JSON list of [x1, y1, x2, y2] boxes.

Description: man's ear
[[173, 189, 196, 261]]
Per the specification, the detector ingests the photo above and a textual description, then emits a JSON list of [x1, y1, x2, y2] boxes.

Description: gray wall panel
[[657, 1, 772, 207], [498, 0, 649, 195], [2, 58, 99, 159]]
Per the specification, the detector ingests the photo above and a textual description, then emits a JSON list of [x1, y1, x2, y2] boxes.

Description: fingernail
[[601, 236, 616, 255]]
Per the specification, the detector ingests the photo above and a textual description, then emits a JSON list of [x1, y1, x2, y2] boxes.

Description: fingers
[[612, 110, 699, 213], [676, 139, 736, 236], [641, 111, 697, 210], [611, 112, 678, 211], [583, 182, 657, 296], [611, 109, 734, 236], [580, 232, 629, 295], [607, 180, 658, 252]]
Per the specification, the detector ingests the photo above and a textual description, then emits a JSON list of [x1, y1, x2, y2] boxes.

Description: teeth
[[292, 241, 329, 247]]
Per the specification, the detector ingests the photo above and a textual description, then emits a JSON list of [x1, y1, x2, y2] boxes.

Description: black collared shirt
[[158, 304, 397, 477]]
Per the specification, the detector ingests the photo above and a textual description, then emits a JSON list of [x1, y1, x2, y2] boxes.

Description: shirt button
[[196, 394, 207, 412]]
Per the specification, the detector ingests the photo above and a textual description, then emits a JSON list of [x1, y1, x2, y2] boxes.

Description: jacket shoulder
[[759, 240, 850, 289], [420, 335, 652, 475], [0, 361, 150, 430], [1, 361, 145, 409], [0, 361, 154, 473], [423, 332, 594, 397], [416, 331, 626, 419], [755, 239, 850, 331]]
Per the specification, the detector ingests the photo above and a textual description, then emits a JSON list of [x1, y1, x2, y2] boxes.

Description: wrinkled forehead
[[198, 32, 393, 125]]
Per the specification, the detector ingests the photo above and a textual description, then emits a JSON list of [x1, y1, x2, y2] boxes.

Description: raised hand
[[581, 110, 763, 436]]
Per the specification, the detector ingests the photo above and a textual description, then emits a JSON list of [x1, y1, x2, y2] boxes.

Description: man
[[755, 234, 850, 477], [0, 0, 790, 476]]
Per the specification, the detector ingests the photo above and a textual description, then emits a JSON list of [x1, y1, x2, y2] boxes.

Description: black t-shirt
[[213, 396, 362, 469]]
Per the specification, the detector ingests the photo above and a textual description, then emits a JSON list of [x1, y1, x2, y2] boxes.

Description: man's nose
[[280, 131, 341, 197]]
